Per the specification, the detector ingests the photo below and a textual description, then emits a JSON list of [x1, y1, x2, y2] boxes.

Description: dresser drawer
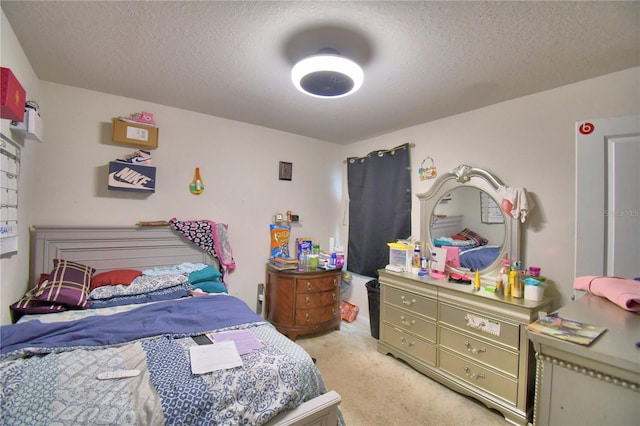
[[296, 290, 338, 309], [295, 304, 339, 326], [439, 349, 517, 404], [383, 304, 436, 342], [439, 326, 518, 377], [439, 303, 519, 349], [296, 275, 339, 293], [381, 323, 436, 365], [384, 286, 436, 319]]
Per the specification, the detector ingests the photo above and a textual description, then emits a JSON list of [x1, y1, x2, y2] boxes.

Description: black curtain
[[347, 143, 411, 277]]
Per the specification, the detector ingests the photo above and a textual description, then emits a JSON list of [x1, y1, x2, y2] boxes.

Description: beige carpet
[[295, 320, 509, 426]]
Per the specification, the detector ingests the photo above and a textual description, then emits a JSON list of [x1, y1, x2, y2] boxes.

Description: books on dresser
[[527, 312, 607, 346]]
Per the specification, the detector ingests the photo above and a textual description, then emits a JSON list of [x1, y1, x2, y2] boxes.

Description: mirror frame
[[417, 164, 520, 279]]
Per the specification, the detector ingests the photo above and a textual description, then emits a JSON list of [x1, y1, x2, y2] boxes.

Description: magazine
[[527, 312, 607, 346]]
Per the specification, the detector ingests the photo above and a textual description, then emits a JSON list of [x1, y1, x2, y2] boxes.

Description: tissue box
[[1, 67, 26, 122]]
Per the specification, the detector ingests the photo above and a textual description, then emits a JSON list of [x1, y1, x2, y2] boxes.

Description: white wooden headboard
[[30, 226, 215, 283], [430, 215, 463, 239]]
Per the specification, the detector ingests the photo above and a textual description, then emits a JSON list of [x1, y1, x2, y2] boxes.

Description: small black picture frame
[[279, 161, 292, 181]]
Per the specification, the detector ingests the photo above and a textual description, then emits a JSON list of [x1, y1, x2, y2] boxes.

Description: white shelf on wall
[[10, 108, 43, 143]]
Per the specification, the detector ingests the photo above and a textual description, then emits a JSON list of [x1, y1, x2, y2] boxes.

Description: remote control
[[97, 369, 141, 380]]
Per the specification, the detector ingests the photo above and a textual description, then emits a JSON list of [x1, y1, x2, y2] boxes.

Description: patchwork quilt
[[0, 296, 325, 425]]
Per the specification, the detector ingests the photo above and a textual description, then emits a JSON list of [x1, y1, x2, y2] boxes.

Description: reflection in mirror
[[418, 164, 520, 279], [431, 187, 505, 272]]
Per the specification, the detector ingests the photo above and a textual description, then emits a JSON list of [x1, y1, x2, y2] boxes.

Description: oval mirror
[[418, 164, 520, 279]]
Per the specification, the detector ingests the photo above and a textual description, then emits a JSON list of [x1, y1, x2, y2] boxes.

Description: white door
[[607, 134, 640, 278], [575, 115, 640, 279]]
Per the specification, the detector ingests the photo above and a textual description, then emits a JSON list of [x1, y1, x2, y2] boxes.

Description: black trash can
[[365, 279, 380, 339]]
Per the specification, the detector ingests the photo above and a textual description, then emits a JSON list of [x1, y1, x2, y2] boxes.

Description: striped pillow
[[10, 275, 67, 320], [36, 259, 95, 308], [458, 228, 488, 246]]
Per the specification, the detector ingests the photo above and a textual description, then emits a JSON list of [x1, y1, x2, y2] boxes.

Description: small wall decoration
[[279, 161, 292, 181], [419, 156, 437, 180], [190, 167, 204, 195]]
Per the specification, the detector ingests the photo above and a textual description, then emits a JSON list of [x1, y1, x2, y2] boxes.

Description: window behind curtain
[[346, 143, 411, 278]]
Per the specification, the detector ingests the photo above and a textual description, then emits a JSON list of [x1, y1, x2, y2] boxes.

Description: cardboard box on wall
[[1, 67, 26, 122], [108, 161, 156, 193], [112, 118, 158, 148]]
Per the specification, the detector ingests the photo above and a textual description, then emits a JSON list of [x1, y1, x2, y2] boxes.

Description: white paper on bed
[[190, 340, 243, 374]]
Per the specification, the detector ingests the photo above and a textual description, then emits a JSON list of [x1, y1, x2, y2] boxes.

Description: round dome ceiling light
[[291, 48, 364, 98]]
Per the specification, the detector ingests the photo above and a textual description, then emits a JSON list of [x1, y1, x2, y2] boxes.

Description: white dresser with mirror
[[378, 164, 550, 425]]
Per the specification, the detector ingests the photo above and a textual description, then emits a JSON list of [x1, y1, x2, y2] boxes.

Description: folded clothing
[[574, 276, 640, 312]]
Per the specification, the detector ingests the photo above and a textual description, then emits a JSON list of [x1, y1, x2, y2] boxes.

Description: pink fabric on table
[[574, 276, 640, 312]]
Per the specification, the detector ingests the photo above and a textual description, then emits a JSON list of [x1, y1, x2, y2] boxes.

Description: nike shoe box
[[1, 67, 26, 122], [112, 118, 158, 148], [108, 161, 156, 193]]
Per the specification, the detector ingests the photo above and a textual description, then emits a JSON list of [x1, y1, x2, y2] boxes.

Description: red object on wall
[[1, 67, 26, 122]]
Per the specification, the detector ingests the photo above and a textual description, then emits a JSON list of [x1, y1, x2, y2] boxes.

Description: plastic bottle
[[413, 242, 421, 268], [512, 270, 523, 298], [335, 246, 345, 268], [501, 259, 510, 296]]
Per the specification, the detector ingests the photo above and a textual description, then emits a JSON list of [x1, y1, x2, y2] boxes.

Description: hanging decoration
[[190, 167, 204, 194], [419, 156, 437, 180]]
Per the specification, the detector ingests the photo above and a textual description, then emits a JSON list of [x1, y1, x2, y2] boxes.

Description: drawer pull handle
[[307, 282, 313, 291], [464, 341, 486, 355], [305, 313, 310, 323], [400, 337, 416, 347], [400, 316, 415, 326], [464, 366, 485, 380], [464, 314, 486, 329], [333, 278, 338, 287], [332, 307, 336, 316], [400, 296, 416, 306], [332, 292, 337, 301], [305, 296, 311, 306]]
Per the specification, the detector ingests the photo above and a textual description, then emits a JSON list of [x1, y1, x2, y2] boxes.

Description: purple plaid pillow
[[458, 228, 488, 246], [36, 259, 95, 308], [10, 279, 67, 319]]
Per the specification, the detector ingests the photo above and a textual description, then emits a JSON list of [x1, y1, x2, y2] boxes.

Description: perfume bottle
[[190, 167, 204, 195]]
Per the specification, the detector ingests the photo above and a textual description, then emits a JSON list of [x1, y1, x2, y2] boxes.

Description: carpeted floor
[[295, 320, 509, 426]]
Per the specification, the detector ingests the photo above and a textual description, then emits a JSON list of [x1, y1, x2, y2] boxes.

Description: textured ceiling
[[2, 1, 639, 144]]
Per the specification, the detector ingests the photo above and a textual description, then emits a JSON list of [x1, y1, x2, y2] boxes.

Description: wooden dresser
[[378, 269, 551, 425], [265, 266, 341, 340], [527, 294, 640, 426]]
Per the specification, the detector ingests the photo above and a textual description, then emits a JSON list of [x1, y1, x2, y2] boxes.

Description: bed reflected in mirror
[[430, 187, 505, 272]]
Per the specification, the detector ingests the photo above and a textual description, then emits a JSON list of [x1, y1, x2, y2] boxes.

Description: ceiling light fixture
[[291, 48, 364, 98]]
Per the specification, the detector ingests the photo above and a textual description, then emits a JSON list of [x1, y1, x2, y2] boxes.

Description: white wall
[[0, 11, 40, 325], [25, 81, 342, 324], [2, 7, 638, 326], [341, 67, 640, 325]]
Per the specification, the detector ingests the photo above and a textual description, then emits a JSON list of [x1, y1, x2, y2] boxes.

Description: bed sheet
[[459, 245, 501, 271], [1, 295, 327, 425]]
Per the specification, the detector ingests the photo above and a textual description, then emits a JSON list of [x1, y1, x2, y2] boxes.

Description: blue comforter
[[1, 295, 263, 355], [0, 296, 326, 426]]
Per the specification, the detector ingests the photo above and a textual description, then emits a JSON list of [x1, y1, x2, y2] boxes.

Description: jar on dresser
[[265, 265, 342, 340]]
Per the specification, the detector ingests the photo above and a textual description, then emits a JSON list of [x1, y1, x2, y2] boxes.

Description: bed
[[1, 226, 341, 426], [430, 215, 500, 271]]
